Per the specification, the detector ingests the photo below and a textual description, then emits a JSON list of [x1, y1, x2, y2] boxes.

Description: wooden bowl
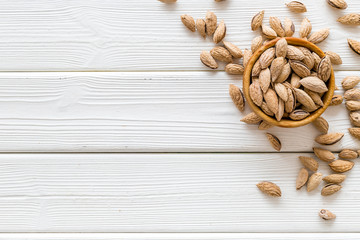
[[243, 37, 335, 128]]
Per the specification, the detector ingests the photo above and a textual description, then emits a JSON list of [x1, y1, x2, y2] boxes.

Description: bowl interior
[[242, 37, 335, 128]]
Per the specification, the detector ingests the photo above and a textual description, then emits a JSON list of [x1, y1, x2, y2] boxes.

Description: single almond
[[251, 36, 263, 53], [313, 147, 335, 162], [305, 88, 324, 107], [251, 10, 265, 31], [269, 16, 285, 37], [294, 88, 317, 112], [329, 160, 354, 173], [327, 0, 348, 9], [319, 209, 336, 220], [299, 156, 319, 172], [307, 172, 323, 192], [200, 51, 218, 69], [285, 88, 296, 113], [223, 41, 243, 59], [308, 28, 330, 44], [312, 52, 321, 70], [196, 19, 206, 38], [321, 184, 342, 196], [348, 39, 360, 55], [274, 83, 288, 102], [249, 81, 263, 107], [290, 60, 311, 78], [345, 89, 360, 100], [286, 1, 307, 13], [205, 11, 217, 36], [258, 121, 273, 130], [261, 101, 275, 116], [296, 168, 309, 190], [181, 15, 196, 32], [338, 13, 360, 25], [213, 20, 226, 44], [323, 174, 346, 184], [264, 88, 279, 114], [287, 46, 305, 60], [330, 95, 343, 106], [299, 18, 312, 38], [271, 57, 286, 81], [275, 38, 288, 58], [210, 46, 233, 63], [291, 73, 301, 88], [315, 133, 344, 145], [317, 56, 332, 82], [346, 100, 360, 111], [275, 99, 285, 121], [312, 117, 329, 134], [241, 112, 262, 124], [257, 181, 281, 197], [325, 51, 342, 65], [283, 17, 295, 37], [259, 47, 276, 69], [225, 64, 244, 75], [276, 63, 291, 83], [349, 127, 360, 139], [243, 49, 252, 67], [341, 76, 360, 90], [259, 68, 271, 92], [298, 47, 315, 69], [229, 84, 245, 112], [301, 104, 320, 113], [262, 25, 277, 39], [252, 59, 262, 77], [266, 133, 281, 151], [289, 109, 309, 120], [300, 76, 328, 93], [339, 149, 358, 159], [350, 112, 360, 127]]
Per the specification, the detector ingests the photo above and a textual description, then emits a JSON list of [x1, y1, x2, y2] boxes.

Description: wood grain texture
[[0, 71, 357, 152], [0, 153, 358, 232], [1, 233, 360, 240], [0, 0, 359, 71]]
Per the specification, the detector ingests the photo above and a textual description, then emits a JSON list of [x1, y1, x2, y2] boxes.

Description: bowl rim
[[242, 37, 335, 128]]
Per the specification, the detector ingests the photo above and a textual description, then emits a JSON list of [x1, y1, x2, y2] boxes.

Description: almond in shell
[[269, 16, 285, 37], [312, 117, 329, 134], [213, 20, 226, 44], [307, 172, 323, 192], [275, 38, 288, 58], [290, 60, 311, 78], [300, 76, 328, 93], [325, 51, 342, 65], [341, 76, 360, 90], [312, 52, 321, 70], [294, 88, 317, 112], [338, 13, 360, 25], [196, 19, 206, 38], [327, 0, 348, 9], [339, 149, 358, 159], [243, 49, 252, 67], [349, 127, 360, 139], [330, 95, 343, 106], [348, 39, 360, 55], [258, 121, 273, 130], [259, 47, 276, 69], [313, 147, 335, 162], [345, 89, 360, 100], [274, 83, 288, 102], [200, 51, 218, 69], [257, 181, 281, 197], [286, 1, 307, 13], [315, 133, 344, 145], [275, 99, 285, 121], [249, 81, 263, 107], [329, 159, 354, 173], [205, 11, 217, 36], [299, 156, 319, 172], [350, 112, 360, 127], [321, 184, 342, 196], [223, 41, 243, 59], [323, 174, 346, 184], [210, 46, 233, 63], [296, 168, 309, 190], [261, 101, 275, 117], [287, 46, 305, 60], [251, 36, 263, 53], [346, 101, 360, 111], [271, 57, 286, 81], [276, 63, 291, 83], [299, 18, 312, 38], [304, 89, 324, 107], [266, 133, 281, 151], [285, 88, 296, 113], [181, 14, 196, 32], [259, 68, 271, 92], [283, 17, 295, 37], [229, 84, 245, 112], [291, 73, 301, 88], [262, 25, 277, 39], [251, 10, 265, 31], [319, 209, 336, 220], [289, 109, 310, 120], [264, 88, 279, 114], [241, 112, 262, 124], [299, 47, 315, 69], [317, 56, 332, 82], [225, 64, 244, 75], [308, 29, 330, 44]]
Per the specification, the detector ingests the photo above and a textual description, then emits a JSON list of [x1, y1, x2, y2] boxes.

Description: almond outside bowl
[[242, 37, 335, 128]]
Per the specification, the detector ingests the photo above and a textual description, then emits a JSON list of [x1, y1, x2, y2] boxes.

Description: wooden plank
[[0, 233, 360, 240], [0, 71, 357, 152], [0, 153, 358, 232], [0, 0, 359, 71]]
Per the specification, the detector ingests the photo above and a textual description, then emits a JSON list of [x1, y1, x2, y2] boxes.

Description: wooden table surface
[[0, 0, 360, 239]]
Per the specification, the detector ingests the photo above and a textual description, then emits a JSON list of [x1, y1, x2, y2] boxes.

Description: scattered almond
[[196, 19, 206, 38], [325, 51, 342, 65], [308, 28, 330, 44], [262, 25, 277, 39], [283, 17, 295, 37], [241, 112, 262, 124], [269, 16, 285, 37], [321, 184, 342, 196], [327, 0, 347, 9], [330, 95, 343, 106], [337, 13, 360, 25], [296, 168, 309, 190], [319, 209, 336, 220], [258, 121, 273, 130], [329, 159, 354, 173], [323, 174, 346, 184], [339, 149, 358, 159], [299, 18, 312, 38], [181, 14, 196, 32], [251, 36, 263, 53], [286, 1, 307, 13], [213, 20, 226, 44], [257, 181, 281, 197], [348, 39, 360, 55], [251, 10, 265, 31], [346, 100, 360, 111], [266, 133, 281, 151], [350, 111, 360, 127], [313, 147, 335, 162], [229, 84, 245, 112], [315, 133, 344, 145], [299, 156, 319, 172], [210, 46, 233, 63], [225, 64, 245, 75], [349, 127, 360, 139], [223, 41, 243, 59], [345, 88, 360, 100], [307, 172, 323, 192], [200, 51, 218, 69], [341, 76, 360, 90], [312, 117, 329, 134], [205, 11, 217, 36]]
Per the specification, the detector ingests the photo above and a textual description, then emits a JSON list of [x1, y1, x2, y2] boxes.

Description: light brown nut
[[276, 63, 291, 83], [325, 51, 342, 65], [286, 1, 307, 13], [241, 112, 262, 124], [258, 121, 273, 130], [271, 57, 286, 81], [205, 11, 217, 36], [345, 89, 360, 100], [300, 76, 328, 93], [339, 149, 358, 159], [315, 133, 344, 145], [261, 101, 275, 117], [308, 29, 330, 44], [317, 56, 332, 82], [312, 52, 321, 70], [229, 84, 245, 112], [342, 76, 360, 90], [275, 99, 285, 121], [298, 47, 315, 70], [210, 46, 233, 63], [291, 73, 301, 88], [289, 109, 310, 120], [275, 38, 288, 58], [294, 88, 317, 112], [307, 172, 323, 192], [269, 16, 285, 37], [213, 20, 226, 44], [259, 47, 276, 69], [350, 112, 360, 127], [251, 36, 263, 53], [266, 133, 281, 151], [223, 41, 243, 59], [323, 174, 346, 184], [181, 14, 196, 32], [299, 18, 312, 38], [225, 64, 244, 75], [262, 25, 277, 39], [338, 13, 360, 25], [349, 127, 360, 139], [296, 168, 309, 190], [312, 117, 329, 134], [158, 0, 177, 3], [290, 60, 311, 78], [321, 184, 342, 196], [200, 51, 218, 69], [251, 10, 265, 31], [299, 156, 319, 172], [304, 89, 324, 107], [257, 181, 281, 197], [285, 88, 296, 113], [346, 101, 360, 111], [242, 49, 252, 67], [348, 39, 360, 55], [264, 88, 279, 114], [329, 159, 354, 173], [196, 19, 206, 38], [249, 81, 263, 107], [327, 0, 348, 9], [252, 59, 262, 77], [274, 83, 288, 102], [319, 209, 336, 220], [313, 147, 335, 162], [287, 46, 305, 60], [283, 17, 295, 37], [259, 68, 271, 92]]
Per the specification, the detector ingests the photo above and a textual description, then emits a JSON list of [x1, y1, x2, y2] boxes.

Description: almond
[[312, 117, 329, 134], [312, 52, 321, 70], [229, 84, 245, 112], [291, 73, 301, 88], [299, 18, 312, 38], [317, 56, 332, 82], [307, 172, 323, 192], [275, 38, 288, 58], [315, 133, 344, 145], [341, 76, 360, 90], [350, 112, 360, 127], [348, 39, 360, 55], [271, 57, 286, 81], [330, 95, 343, 106], [290, 60, 311, 78], [345, 89, 360, 100], [223, 41, 243, 59], [257, 181, 281, 197], [225, 64, 244, 75], [294, 88, 317, 112], [287, 46, 305, 60], [261, 101, 275, 116], [200, 51, 218, 69], [276, 63, 292, 83], [258, 121, 273, 130], [296, 168, 309, 190], [213, 20, 226, 44], [274, 83, 288, 102], [319, 209, 336, 220], [313, 147, 335, 162], [276, 99, 285, 121], [339, 149, 358, 159], [262, 25, 277, 39], [181, 14, 196, 32], [243, 49, 252, 67], [285, 88, 296, 113], [349, 127, 360, 139], [327, 0, 348, 9], [304, 89, 324, 107], [252, 59, 262, 77], [329, 160, 354, 173], [299, 156, 319, 172], [251, 36, 263, 53], [300, 76, 328, 93], [241, 112, 262, 124], [266, 133, 281, 151], [346, 100, 360, 111], [289, 109, 309, 120], [259, 47, 276, 69], [249, 81, 263, 107], [196, 19, 206, 38], [321, 184, 342, 196], [298, 47, 315, 70], [308, 29, 330, 44], [325, 51, 342, 65], [338, 13, 360, 25], [269, 16, 285, 37], [205, 11, 217, 36], [323, 174, 346, 184], [210, 46, 233, 63], [259, 68, 271, 92], [251, 10, 265, 31], [264, 88, 279, 114], [283, 17, 295, 37], [286, 1, 307, 13]]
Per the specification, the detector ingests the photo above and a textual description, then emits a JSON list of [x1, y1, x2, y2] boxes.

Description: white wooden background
[[1, 0, 360, 239]]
